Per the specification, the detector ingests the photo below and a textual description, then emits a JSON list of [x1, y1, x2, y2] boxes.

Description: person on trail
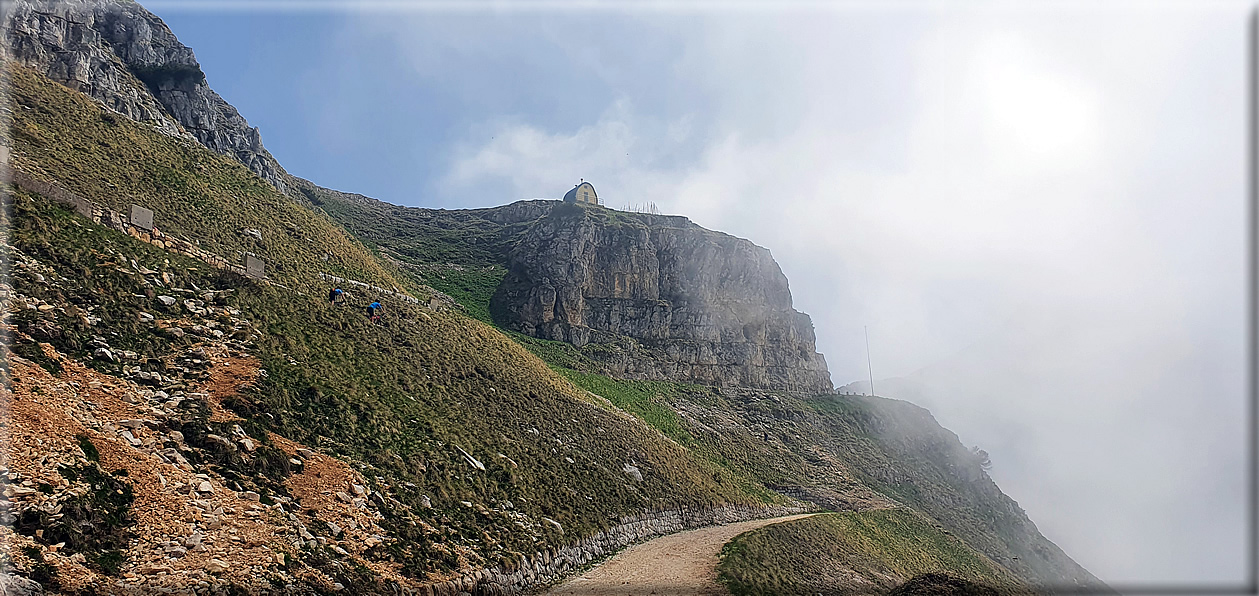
[[367, 301, 382, 322], [329, 287, 344, 305]]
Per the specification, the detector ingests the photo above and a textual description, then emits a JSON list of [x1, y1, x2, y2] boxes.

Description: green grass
[[21, 461, 134, 577], [295, 179, 514, 272], [508, 332, 602, 372], [550, 370, 695, 446], [718, 510, 1027, 596], [418, 265, 506, 325]]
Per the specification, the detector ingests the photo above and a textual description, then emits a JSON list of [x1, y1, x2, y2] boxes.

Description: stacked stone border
[[318, 272, 420, 305], [408, 502, 813, 596], [5, 166, 261, 278], [3, 167, 424, 306]]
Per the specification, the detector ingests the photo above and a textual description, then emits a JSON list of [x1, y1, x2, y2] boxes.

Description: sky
[[151, 1, 1252, 589]]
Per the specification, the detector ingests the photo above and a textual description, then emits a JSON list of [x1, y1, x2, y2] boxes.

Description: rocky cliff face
[[492, 202, 833, 394], [2, 0, 288, 192]]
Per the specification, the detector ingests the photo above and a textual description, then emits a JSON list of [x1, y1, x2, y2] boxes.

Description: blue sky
[[159, 10, 704, 205], [151, 2, 1250, 587]]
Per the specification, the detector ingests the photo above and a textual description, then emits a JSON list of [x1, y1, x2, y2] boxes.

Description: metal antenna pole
[[865, 325, 875, 397]]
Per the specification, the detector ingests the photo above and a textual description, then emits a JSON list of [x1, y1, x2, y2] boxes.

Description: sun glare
[[977, 35, 1102, 173]]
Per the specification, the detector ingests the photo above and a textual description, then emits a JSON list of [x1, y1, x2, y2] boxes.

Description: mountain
[[0, 2, 1105, 595], [300, 188, 833, 394]]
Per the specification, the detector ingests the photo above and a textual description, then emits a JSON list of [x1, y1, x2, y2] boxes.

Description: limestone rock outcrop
[[2, 0, 289, 192], [491, 202, 833, 393]]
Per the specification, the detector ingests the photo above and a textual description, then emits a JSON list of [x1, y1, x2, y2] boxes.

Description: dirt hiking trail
[[544, 513, 816, 596]]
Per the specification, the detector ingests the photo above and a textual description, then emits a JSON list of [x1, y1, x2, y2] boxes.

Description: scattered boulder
[[93, 347, 116, 362], [0, 573, 43, 596], [455, 445, 485, 471], [205, 559, 230, 573], [204, 434, 235, 451], [622, 463, 644, 482], [120, 430, 142, 447], [157, 295, 177, 307]]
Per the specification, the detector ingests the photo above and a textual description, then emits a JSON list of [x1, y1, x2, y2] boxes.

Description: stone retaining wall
[[318, 272, 419, 305], [7, 167, 256, 278], [406, 502, 812, 596]]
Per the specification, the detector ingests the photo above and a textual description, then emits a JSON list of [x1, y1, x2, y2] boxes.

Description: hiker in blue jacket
[[328, 287, 344, 305], [367, 301, 382, 322]]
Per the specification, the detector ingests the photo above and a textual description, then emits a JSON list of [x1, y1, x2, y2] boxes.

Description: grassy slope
[[294, 183, 681, 329], [5, 64, 404, 291], [718, 510, 1029, 596], [803, 395, 1101, 588], [291, 180, 511, 324], [4, 66, 774, 580], [510, 351, 1098, 588]]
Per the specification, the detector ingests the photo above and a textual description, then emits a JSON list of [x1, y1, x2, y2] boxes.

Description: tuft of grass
[[551, 370, 695, 446], [419, 265, 506, 325], [19, 462, 134, 577], [508, 332, 601, 372], [10, 339, 61, 376], [75, 434, 99, 463]]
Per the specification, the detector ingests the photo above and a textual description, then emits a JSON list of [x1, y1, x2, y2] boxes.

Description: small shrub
[[75, 434, 99, 462]]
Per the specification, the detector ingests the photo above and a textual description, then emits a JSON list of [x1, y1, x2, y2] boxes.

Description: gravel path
[[544, 513, 816, 596]]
